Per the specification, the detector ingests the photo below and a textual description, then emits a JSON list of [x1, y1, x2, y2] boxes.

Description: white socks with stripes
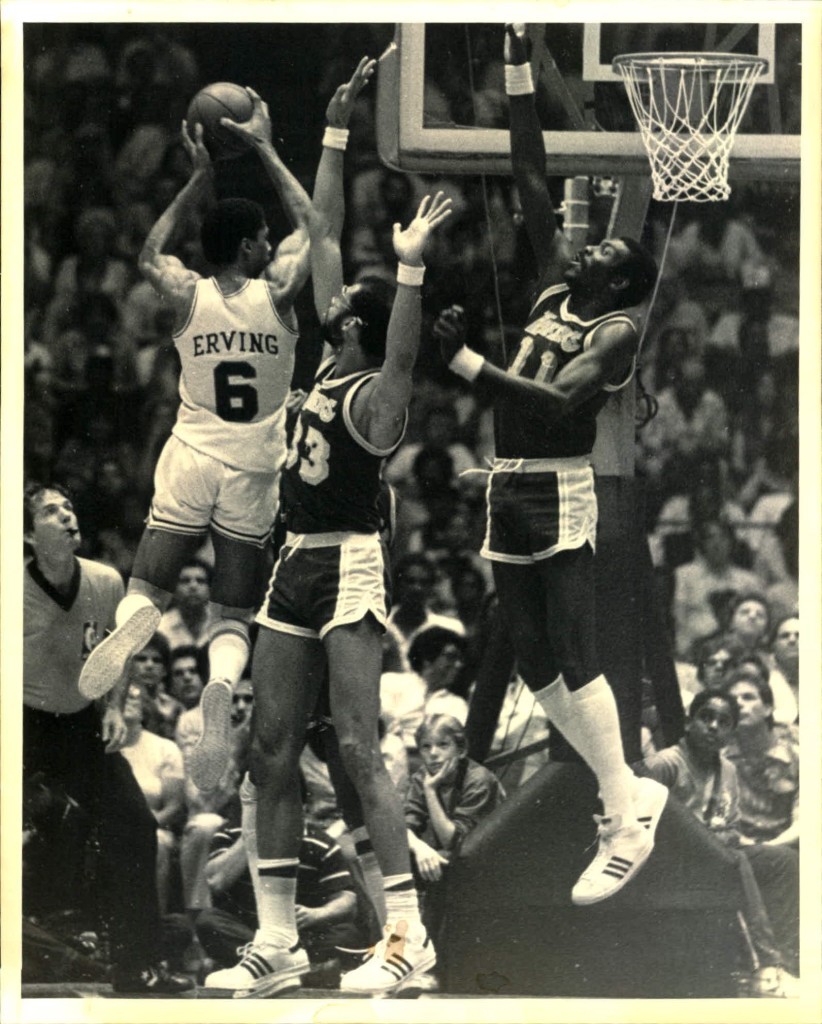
[[383, 873, 422, 928], [255, 859, 299, 949], [533, 674, 636, 825]]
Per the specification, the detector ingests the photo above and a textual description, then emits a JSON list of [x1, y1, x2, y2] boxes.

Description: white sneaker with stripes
[[339, 920, 436, 996], [203, 941, 309, 998], [571, 816, 654, 906], [632, 775, 669, 837]]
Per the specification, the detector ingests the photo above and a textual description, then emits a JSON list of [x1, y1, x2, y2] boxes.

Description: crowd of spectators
[[22, 23, 801, 997]]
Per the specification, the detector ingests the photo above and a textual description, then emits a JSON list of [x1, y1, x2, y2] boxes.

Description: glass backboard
[[376, 23, 801, 181]]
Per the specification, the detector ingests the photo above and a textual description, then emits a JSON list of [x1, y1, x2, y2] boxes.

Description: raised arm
[[504, 23, 570, 281], [436, 304, 636, 429], [310, 57, 376, 324], [355, 193, 452, 450], [137, 121, 210, 316], [220, 89, 312, 307]]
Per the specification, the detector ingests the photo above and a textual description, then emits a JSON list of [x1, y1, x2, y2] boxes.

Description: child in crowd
[[404, 715, 505, 961]]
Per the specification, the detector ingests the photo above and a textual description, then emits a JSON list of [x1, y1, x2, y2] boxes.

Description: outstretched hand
[[433, 304, 467, 364], [180, 120, 213, 175], [326, 56, 377, 127], [504, 23, 529, 65], [392, 191, 453, 266], [220, 87, 273, 148]]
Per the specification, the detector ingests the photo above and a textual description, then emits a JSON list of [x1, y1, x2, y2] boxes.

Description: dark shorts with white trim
[[480, 457, 597, 564], [256, 531, 391, 641]]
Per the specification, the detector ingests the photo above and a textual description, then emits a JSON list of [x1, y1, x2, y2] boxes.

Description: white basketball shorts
[[147, 434, 279, 547]]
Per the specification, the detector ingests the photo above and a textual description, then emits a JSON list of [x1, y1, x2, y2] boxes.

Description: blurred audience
[[120, 678, 185, 914], [158, 559, 218, 655]]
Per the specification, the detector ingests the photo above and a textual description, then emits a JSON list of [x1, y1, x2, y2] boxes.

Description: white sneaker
[[189, 679, 233, 792], [204, 941, 309, 998], [571, 816, 654, 906], [339, 920, 436, 996], [632, 775, 668, 839], [79, 605, 161, 700]]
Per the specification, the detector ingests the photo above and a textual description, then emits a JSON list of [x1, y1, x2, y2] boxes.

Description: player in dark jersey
[[435, 24, 668, 908], [204, 58, 452, 998]]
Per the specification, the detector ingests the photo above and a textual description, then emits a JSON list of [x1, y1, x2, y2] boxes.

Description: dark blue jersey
[[495, 284, 636, 459], [281, 358, 406, 534]]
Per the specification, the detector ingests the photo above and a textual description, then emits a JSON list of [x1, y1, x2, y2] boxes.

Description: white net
[[612, 53, 768, 202]]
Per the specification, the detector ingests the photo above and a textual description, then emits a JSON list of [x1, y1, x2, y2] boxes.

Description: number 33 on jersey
[[282, 360, 407, 535]]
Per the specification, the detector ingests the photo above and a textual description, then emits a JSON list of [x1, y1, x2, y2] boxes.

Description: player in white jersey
[[79, 92, 314, 794]]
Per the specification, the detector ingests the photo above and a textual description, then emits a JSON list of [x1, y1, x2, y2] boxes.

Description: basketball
[[186, 82, 254, 159]]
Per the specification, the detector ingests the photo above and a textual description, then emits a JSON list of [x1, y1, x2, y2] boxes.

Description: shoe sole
[[189, 680, 233, 792], [340, 951, 438, 997], [79, 606, 161, 700], [232, 960, 310, 999]]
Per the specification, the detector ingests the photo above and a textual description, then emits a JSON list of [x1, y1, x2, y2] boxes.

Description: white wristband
[[505, 63, 535, 96], [396, 262, 425, 287], [323, 126, 349, 150], [449, 346, 485, 381]]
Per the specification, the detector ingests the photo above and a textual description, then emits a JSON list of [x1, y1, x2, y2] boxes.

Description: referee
[[23, 482, 193, 995]]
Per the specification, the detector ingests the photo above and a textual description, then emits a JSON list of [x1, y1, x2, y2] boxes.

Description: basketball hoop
[[612, 53, 768, 202]]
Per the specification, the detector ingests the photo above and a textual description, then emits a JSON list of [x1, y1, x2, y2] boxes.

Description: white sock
[[351, 827, 387, 925], [115, 592, 158, 629], [240, 776, 263, 913], [255, 859, 299, 948], [533, 674, 635, 824], [208, 622, 250, 688], [383, 873, 422, 928]]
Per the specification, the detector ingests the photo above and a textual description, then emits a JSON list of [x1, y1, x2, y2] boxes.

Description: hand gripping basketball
[[180, 120, 213, 175], [219, 87, 273, 148]]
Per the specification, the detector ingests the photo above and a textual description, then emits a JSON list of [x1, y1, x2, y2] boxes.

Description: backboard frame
[[376, 23, 800, 181]]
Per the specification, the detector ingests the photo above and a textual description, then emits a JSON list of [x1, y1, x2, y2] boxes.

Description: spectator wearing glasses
[[677, 633, 745, 713]]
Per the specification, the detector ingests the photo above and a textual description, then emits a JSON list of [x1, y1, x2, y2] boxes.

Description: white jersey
[[172, 277, 299, 473]]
